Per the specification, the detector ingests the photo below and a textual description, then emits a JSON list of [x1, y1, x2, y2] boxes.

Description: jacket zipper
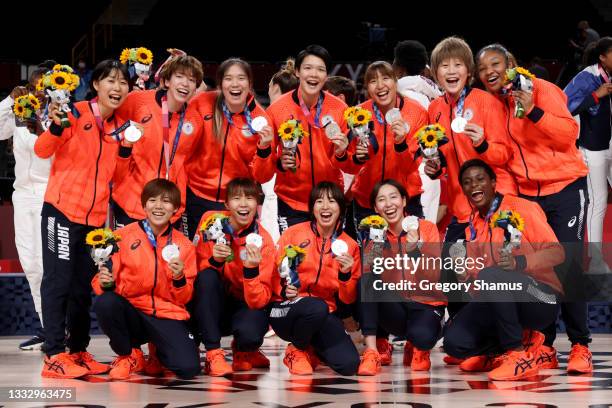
[[309, 123, 315, 187], [313, 237, 327, 287], [85, 131, 103, 225], [215, 122, 231, 201], [157, 112, 170, 178], [381, 125, 387, 182], [151, 246, 158, 317]]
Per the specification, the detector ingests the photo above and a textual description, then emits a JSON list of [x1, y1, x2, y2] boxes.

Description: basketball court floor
[[1, 334, 611, 407]]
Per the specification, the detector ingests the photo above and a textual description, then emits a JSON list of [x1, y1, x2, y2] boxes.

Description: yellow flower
[[119, 48, 131, 64], [509, 212, 525, 231], [135, 47, 153, 65], [415, 123, 446, 148], [515, 67, 535, 80], [13, 103, 25, 118], [52, 64, 62, 71], [360, 215, 388, 229], [200, 213, 228, 232], [70, 74, 80, 90], [351, 107, 372, 127], [35, 78, 44, 92], [278, 121, 297, 140], [49, 71, 72, 90], [86, 229, 107, 246], [343, 106, 357, 122], [28, 94, 40, 111]]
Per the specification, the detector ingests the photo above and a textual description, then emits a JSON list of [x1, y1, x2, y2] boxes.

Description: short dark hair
[[225, 177, 264, 205], [308, 181, 346, 224], [325, 76, 357, 106], [141, 178, 181, 209], [596, 37, 612, 59], [296, 44, 331, 72], [89, 59, 130, 96], [393, 40, 428, 76], [369, 179, 409, 212], [458, 159, 496, 184]]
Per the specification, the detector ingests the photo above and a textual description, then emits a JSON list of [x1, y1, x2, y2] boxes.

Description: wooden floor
[[1, 334, 611, 407]]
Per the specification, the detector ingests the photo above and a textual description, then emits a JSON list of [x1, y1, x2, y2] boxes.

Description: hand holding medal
[[163, 242, 184, 279], [241, 233, 263, 267], [386, 108, 410, 143]]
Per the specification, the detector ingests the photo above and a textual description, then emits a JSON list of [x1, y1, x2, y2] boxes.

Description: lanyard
[[469, 194, 501, 240], [161, 96, 186, 179], [142, 219, 172, 249], [91, 98, 125, 142], [297, 88, 323, 128], [453, 88, 467, 118], [222, 100, 256, 134], [372, 103, 385, 125]]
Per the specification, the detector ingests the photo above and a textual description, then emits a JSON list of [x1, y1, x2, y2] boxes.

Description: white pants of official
[[12, 189, 45, 326], [581, 146, 612, 265]]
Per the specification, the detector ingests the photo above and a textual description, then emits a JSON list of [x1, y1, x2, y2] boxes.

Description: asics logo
[[568, 216, 577, 228]]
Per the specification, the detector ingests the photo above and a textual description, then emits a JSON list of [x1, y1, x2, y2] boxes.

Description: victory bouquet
[[278, 245, 307, 288], [414, 123, 448, 160], [120, 47, 154, 90], [278, 119, 308, 172], [503, 67, 535, 118], [13, 94, 41, 124], [199, 213, 235, 261], [358, 215, 389, 244], [86, 228, 121, 289], [490, 210, 524, 254], [345, 106, 377, 154], [37, 64, 80, 128]]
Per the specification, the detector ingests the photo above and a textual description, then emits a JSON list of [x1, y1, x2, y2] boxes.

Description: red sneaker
[[248, 349, 270, 368], [204, 348, 233, 377], [567, 344, 593, 374], [283, 344, 313, 375], [488, 350, 538, 381], [357, 348, 381, 376], [443, 354, 465, 365], [109, 349, 145, 380], [376, 338, 393, 366], [71, 351, 110, 375], [521, 329, 545, 353], [41, 352, 88, 379], [534, 345, 559, 369], [460, 355, 502, 372], [411, 348, 431, 371], [144, 343, 166, 376], [402, 341, 413, 367]]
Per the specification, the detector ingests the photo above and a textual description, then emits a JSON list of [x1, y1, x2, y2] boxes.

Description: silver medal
[[123, 122, 142, 143], [245, 233, 263, 248], [162, 244, 180, 262], [385, 108, 402, 124], [251, 116, 268, 133], [331, 239, 349, 256], [451, 116, 467, 133]]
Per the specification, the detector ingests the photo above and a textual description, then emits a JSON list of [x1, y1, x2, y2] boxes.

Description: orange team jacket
[[250, 90, 349, 212], [186, 91, 271, 202], [113, 89, 203, 220], [34, 101, 128, 226], [345, 97, 428, 209], [497, 78, 587, 197], [362, 219, 446, 305], [272, 222, 362, 312], [91, 221, 197, 320], [464, 194, 564, 294], [428, 87, 516, 223], [195, 210, 275, 310]]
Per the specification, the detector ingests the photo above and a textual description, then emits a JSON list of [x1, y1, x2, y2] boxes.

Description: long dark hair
[[213, 58, 253, 144]]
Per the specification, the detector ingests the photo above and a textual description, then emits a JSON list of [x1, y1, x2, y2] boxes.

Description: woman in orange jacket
[[344, 61, 428, 230], [424, 36, 516, 317], [93, 178, 200, 380], [477, 43, 592, 374], [185, 59, 274, 239], [250, 45, 351, 234], [36, 60, 131, 379], [112, 54, 204, 229], [443, 159, 563, 381], [269, 182, 361, 376], [356, 179, 445, 376], [191, 178, 275, 377]]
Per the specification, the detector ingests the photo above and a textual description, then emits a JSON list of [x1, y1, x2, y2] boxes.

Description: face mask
[[78, 62, 86, 69]]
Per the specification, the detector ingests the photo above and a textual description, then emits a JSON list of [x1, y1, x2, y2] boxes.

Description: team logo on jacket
[[84, 123, 93, 131], [131, 239, 142, 250], [204, 114, 213, 121], [141, 114, 153, 123], [182, 121, 194, 135], [242, 125, 254, 137], [463, 109, 474, 121]]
